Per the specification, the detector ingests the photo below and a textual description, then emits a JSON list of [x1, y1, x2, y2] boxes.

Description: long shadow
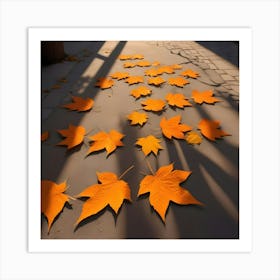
[[165, 140, 239, 239], [116, 119, 158, 239], [41, 41, 126, 181], [194, 100, 239, 167], [41, 41, 127, 238], [196, 41, 239, 67]]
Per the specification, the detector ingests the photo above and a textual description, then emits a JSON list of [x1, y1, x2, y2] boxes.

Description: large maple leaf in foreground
[[41, 180, 70, 232], [136, 135, 163, 156], [62, 96, 94, 112], [191, 89, 221, 105], [87, 130, 124, 156], [138, 164, 203, 222], [198, 119, 230, 141], [160, 115, 192, 139], [57, 124, 86, 149], [75, 172, 131, 226]]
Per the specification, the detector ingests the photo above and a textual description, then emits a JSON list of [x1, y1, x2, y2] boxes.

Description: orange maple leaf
[[41, 131, 49, 142], [127, 111, 148, 126], [110, 72, 130, 80], [145, 68, 161, 77], [137, 60, 151, 67], [130, 86, 152, 99], [57, 124, 86, 149], [186, 131, 203, 145], [148, 77, 166, 86], [136, 135, 163, 156], [181, 69, 200, 78], [141, 99, 166, 112], [165, 93, 192, 108], [118, 54, 132, 60], [191, 89, 221, 104], [95, 77, 114, 89], [138, 163, 203, 222], [62, 96, 94, 112], [160, 115, 192, 139], [41, 180, 70, 232], [87, 130, 124, 156], [125, 76, 144, 85], [132, 54, 144, 60], [157, 65, 175, 74], [75, 171, 132, 226], [168, 77, 190, 87], [198, 119, 230, 141], [123, 62, 137, 68]]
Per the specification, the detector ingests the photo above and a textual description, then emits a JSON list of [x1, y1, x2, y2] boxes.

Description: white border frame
[[28, 27, 252, 253]]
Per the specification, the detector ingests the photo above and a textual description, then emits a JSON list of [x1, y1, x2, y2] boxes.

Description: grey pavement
[[41, 41, 239, 239]]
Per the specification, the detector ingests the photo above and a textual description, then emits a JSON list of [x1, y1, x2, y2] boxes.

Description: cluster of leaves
[[41, 52, 230, 233]]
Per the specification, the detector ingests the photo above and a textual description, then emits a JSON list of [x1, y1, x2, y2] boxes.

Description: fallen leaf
[[62, 96, 94, 112], [125, 76, 144, 85], [198, 119, 230, 141], [137, 61, 151, 67], [145, 68, 161, 77], [148, 77, 166, 86], [123, 62, 137, 68], [130, 86, 152, 99], [160, 115, 192, 139], [41, 131, 49, 142], [138, 163, 203, 222], [95, 77, 114, 89], [168, 77, 190, 87], [157, 65, 175, 74], [41, 180, 70, 232], [127, 111, 148, 126], [171, 64, 183, 70], [132, 54, 144, 60], [57, 124, 86, 149], [141, 99, 166, 112], [165, 93, 192, 108], [118, 54, 132, 60], [186, 131, 202, 145], [136, 135, 163, 156], [87, 130, 124, 155], [110, 72, 130, 80], [181, 69, 200, 78], [191, 89, 221, 104], [75, 172, 131, 226]]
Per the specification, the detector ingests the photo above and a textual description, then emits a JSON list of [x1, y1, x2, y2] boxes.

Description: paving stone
[[199, 63, 210, 70], [230, 85, 239, 93], [216, 69, 225, 74], [221, 74, 236, 81], [204, 69, 224, 84], [212, 59, 235, 70], [209, 63, 217, 70], [225, 69, 239, 76]]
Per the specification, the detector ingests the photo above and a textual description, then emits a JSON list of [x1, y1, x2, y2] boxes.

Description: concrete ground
[[41, 41, 239, 239]]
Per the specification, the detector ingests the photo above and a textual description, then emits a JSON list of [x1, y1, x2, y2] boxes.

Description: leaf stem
[[145, 158, 155, 175], [119, 165, 135, 179]]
